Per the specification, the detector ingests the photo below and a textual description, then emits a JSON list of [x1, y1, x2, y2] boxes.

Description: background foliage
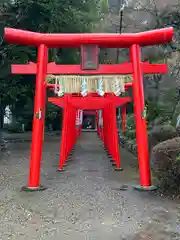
[[0, 0, 106, 131]]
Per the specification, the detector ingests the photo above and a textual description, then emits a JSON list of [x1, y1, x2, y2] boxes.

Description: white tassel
[[114, 77, 121, 96], [81, 78, 87, 97], [97, 77, 105, 96], [54, 76, 58, 94], [80, 110, 83, 124], [57, 78, 64, 97]]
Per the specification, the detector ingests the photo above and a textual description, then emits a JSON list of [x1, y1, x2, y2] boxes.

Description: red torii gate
[[4, 26, 174, 192], [48, 94, 131, 170]]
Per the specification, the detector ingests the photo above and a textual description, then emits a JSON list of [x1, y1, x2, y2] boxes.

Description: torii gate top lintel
[[4, 27, 173, 48]]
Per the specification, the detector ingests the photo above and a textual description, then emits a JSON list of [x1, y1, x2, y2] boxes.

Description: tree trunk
[[0, 96, 5, 129], [10, 103, 17, 125], [0, 108, 4, 129]]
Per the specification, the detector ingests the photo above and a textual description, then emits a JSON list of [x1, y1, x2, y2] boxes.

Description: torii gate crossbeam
[[48, 96, 131, 109]]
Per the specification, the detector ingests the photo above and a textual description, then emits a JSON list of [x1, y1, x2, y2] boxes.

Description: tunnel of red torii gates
[[4, 26, 174, 192]]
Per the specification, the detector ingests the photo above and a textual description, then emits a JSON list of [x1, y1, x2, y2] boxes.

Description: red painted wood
[[11, 62, 168, 75], [48, 96, 131, 109], [83, 110, 96, 115], [5, 27, 173, 48]]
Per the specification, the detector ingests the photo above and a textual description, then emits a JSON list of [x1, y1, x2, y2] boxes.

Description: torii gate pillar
[[130, 44, 155, 190], [22, 44, 48, 191]]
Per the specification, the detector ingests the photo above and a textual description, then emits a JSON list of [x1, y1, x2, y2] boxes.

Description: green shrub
[[7, 123, 23, 133], [124, 129, 136, 139], [126, 114, 135, 131]]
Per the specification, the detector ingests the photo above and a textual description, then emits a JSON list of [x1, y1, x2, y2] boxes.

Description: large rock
[[151, 137, 180, 180], [149, 124, 178, 150]]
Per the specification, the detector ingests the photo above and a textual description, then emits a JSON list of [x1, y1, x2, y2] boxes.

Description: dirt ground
[[0, 132, 180, 240]]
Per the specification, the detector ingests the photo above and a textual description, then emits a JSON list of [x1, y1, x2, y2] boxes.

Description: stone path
[[0, 132, 179, 239]]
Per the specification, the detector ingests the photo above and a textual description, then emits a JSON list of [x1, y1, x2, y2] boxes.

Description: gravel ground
[[0, 132, 180, 240]]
